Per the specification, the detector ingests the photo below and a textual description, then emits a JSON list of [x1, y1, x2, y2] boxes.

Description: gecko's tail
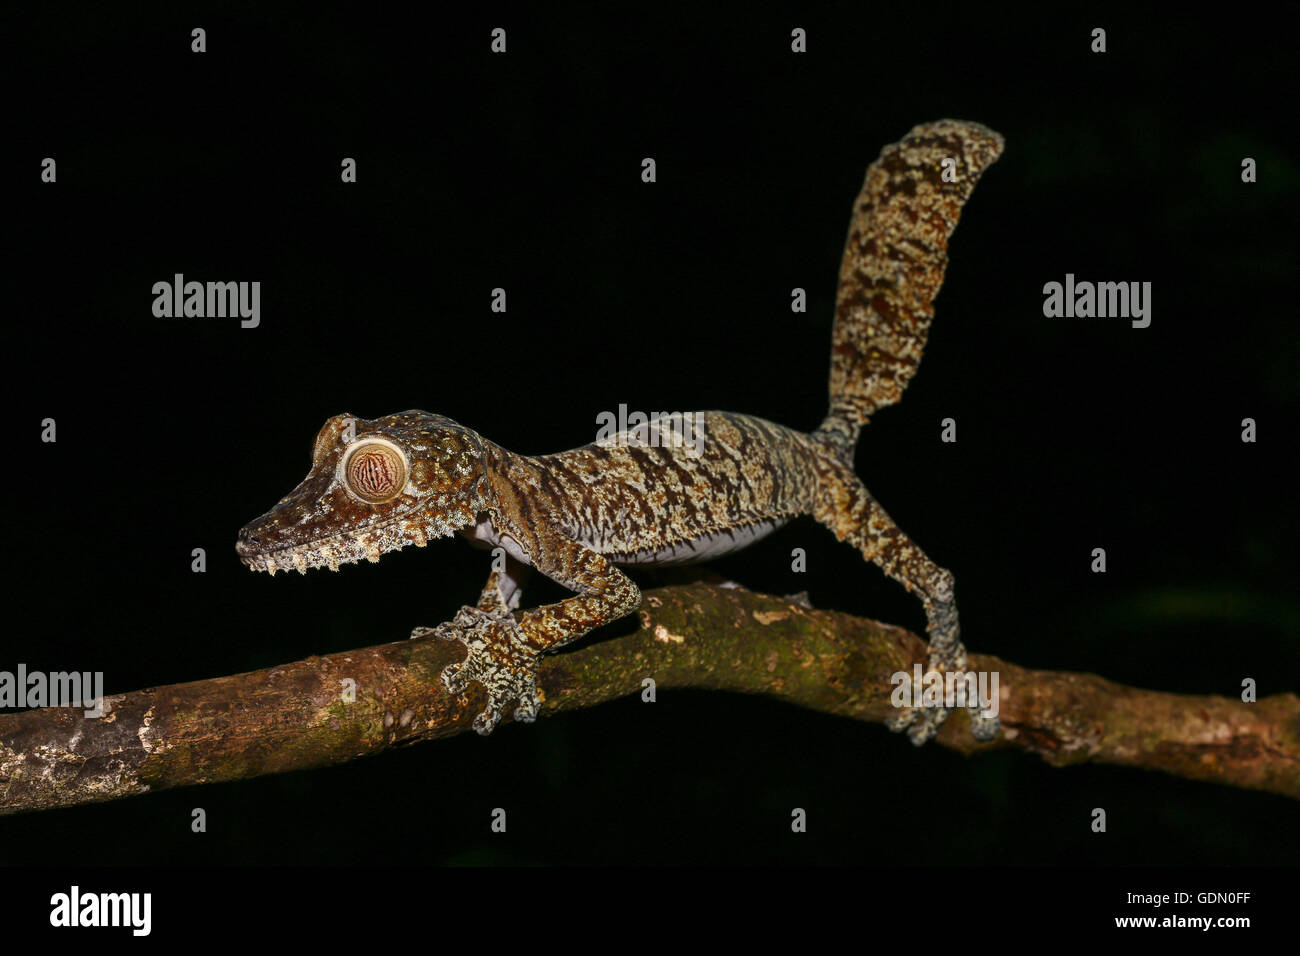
[[815, 119, 1003, 459]]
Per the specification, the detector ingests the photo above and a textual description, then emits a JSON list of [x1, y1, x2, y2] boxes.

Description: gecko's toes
[[513, 692, 541, 724], [888, 699, 996, 744], [886, 701, 950, 745], [885, 709, 916, 734], [886, 699, 922, 731], [968, 709, 1000, 741], [421, 605, 542, 736], [906, 706, 951, 746], [441, 660, 472, 695], [472, 705, 506, 735], [412, 622, 464, 642]]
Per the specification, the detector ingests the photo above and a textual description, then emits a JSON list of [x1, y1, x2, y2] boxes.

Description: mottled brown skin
[[237, 120, 1004, 742]]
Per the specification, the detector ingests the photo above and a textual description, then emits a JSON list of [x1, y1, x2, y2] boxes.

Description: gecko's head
[[236, 411, 487, 575]]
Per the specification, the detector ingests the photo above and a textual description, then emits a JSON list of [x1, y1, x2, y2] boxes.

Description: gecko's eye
[[340, 439, 409, 504]]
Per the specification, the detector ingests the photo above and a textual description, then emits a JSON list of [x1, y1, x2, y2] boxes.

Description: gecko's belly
[[599, 519, 788, 567]]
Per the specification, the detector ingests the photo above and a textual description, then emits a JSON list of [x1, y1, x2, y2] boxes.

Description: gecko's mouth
[[237, 522, 426, 575], [237, 505, 478, 576]]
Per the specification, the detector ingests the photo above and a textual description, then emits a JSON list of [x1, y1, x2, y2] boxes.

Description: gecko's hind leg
[[813, 461, 999, 744]]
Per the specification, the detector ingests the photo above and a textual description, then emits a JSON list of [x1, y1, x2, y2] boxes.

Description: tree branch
[[3, 582, 1296, 815]]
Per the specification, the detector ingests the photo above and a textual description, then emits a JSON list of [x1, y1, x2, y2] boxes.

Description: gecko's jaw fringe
[[238, 509, 475, 577]]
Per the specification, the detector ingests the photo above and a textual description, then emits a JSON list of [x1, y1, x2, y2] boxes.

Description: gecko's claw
[[968, 709, 1001, 741], [418, 604, 542, 735]]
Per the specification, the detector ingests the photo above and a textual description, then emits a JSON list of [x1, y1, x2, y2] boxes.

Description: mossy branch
[[2, 582, 1296, 815]]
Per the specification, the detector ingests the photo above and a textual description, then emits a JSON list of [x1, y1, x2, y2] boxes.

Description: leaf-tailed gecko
[[236, 119, 1003, 744]]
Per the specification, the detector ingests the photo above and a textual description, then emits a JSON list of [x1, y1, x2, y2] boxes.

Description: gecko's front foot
[[411, 604, 541, 735]]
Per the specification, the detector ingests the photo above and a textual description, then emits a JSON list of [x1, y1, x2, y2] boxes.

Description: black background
[[5, 0, 1298, 880]]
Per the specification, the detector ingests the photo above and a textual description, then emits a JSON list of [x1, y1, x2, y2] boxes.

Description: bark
[[2, 582, 1296, 815]]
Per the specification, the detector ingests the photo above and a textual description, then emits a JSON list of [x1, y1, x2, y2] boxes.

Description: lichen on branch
[[2, 583, 1296, 816]]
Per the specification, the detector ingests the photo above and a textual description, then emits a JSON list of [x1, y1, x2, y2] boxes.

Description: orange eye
[[341, 440, 408, 504]]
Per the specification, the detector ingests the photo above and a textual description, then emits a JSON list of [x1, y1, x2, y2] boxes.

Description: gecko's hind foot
[[412, 604, 541, 734], [888, 696, 1000, 745], [886, 660, 1002, 745], [887, 698, 952, 746], [967, 708, 1000, 741]]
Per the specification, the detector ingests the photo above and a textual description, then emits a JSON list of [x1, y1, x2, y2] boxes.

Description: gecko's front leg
[[415, 530, 640, 734], [410, 566, 534, 732]]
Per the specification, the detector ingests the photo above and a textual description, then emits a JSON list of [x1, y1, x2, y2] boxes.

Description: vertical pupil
[[348, 447, 402, 500], [360, 456, 389, 488]]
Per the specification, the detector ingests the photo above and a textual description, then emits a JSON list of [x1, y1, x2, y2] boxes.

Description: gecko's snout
[[235, 524, 270, 560], [234, 519, 319, 575], [235, 527, 256, 551]]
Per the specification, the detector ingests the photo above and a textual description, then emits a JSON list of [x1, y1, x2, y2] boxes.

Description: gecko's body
[[237, 120, 1004, 743]]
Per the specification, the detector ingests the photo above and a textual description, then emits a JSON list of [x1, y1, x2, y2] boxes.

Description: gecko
[[236, 119, 1004, 745]]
